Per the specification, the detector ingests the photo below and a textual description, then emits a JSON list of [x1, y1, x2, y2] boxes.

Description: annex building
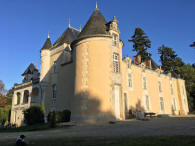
[[10, 7, 189, 126]]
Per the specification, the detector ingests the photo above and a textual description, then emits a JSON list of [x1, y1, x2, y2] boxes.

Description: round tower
[[71, 8, 123, 121], [40, 34, 52, 82]]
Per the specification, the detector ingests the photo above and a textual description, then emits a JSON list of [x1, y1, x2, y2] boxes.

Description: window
[[143, 77, 147, 89], [145, 95, 150, 111], [23, 90, 29, 104], [182, 86, 185, 95], [172, 98, 177, 111], [112, 33, 118, 46], [128, 73, 132, 88], [16, 93, 21, 105], [52, 84, 56, 99], [127, 61, 130, 68], [160, 97, 165, 112], [158, 81, 162, 92], [113, 53, 120, 73], [170, 83, 174, 95], [53, 61, 57, 73]]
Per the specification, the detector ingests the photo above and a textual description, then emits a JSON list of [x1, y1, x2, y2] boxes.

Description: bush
[[24, 106, 44, 125], [47, 109, 71, 123], [0, 107, 10, 124], [49, 111, 56, 128]]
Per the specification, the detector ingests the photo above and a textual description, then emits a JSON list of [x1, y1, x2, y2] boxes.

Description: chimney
[[133, 56, 137, 64], [137, 55, 141, 64]]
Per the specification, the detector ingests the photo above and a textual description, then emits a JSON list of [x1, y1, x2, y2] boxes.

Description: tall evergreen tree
[[129, 28, 151, 61], [158, 45, 184, 73], [190, 41, 195, 48]]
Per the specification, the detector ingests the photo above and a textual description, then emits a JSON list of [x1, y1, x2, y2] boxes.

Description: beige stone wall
[[121, 58, 189, 117], [72, 36, 118, 121]]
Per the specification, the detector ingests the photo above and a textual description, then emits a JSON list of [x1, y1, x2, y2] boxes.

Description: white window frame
[[158, 81, 162, 92], [143, 77, 147, 90], [113, 53, 120, 73], [112, 33, 118, 46], [160, 97, 165, 113]]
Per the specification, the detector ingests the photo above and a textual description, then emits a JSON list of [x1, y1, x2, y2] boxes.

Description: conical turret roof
[[78, 8, 108, 38], [41, 37, 52, 50]]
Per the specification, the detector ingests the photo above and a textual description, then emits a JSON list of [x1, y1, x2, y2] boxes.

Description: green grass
[[0, 123, 50, 132], [1, 135, 195, 146]]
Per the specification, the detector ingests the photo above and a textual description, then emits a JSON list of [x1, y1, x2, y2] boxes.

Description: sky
[[0, 0, 195, 90]]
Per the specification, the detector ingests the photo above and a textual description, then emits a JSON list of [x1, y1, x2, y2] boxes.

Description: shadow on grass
[[0, 123, 74, 133], [1, 136, 195, 146]]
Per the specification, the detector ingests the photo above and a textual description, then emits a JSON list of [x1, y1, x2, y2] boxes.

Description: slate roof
[[41, 38, 52, 50], [22, 63, 38, 75], [78, 8, 108, 39], [53, 27, 80, 47]]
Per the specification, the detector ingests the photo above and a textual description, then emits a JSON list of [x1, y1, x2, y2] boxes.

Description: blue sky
[[0, 0, 195, 90]]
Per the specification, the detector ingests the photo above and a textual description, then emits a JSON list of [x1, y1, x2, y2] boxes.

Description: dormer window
[[112, 33, 118, 46]]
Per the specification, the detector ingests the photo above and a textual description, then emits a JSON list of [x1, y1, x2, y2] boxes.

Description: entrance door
[[114, 85, 120, 119]]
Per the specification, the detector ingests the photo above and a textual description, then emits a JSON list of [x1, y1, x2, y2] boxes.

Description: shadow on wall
[[39, 49, 75, 114], [72, 91, 115, 123], [128, 99, 144, 118], [40, 50, 116, 123]]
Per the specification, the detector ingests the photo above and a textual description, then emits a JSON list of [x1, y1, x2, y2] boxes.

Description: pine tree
[[190, 41, 195, 48], [129, 28, 151, 61], [158, 45, 184, 73]]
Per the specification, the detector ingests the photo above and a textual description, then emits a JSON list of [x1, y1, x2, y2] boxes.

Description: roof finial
[[96, 1, 98, 9], [48, 32, 50, 38], [68, 17, 70, 28], [80, 25, 81, 31]]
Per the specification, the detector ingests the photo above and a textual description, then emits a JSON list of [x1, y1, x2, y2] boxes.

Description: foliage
[[129, 27, 151, 61], [0, 94, 7, 108], [48, 109, 71, 123], [49, 111, 56, 128], [23, 106, 44, 125], [158, 45, 184, 74], [178, 64, 195, 111], [5, 88, 13, 106], [190, 41, 195, 48], [0, 80, 7, 95], [0, 107, 11, 124]]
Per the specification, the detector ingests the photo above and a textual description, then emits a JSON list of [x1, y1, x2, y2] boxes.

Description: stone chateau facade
[[10, 7, 189, 126]]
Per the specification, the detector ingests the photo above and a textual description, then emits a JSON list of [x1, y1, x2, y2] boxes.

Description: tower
[[40, 34, 52, 82], [71, 7, 124, 121]]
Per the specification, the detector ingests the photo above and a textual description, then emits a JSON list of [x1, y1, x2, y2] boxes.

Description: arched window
[[23, 90, 29, 104], [17, 92, 21, 105]]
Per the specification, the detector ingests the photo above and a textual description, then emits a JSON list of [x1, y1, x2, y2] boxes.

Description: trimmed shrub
[[62, 109, 71, 122], [24, 106, 44, 125], [49, 111, 56, 128], [47, 109, 71, 123], [0, 107, 10, 124]]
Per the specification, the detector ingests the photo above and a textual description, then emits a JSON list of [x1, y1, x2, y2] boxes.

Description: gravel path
[[1, 117, 195, 141]]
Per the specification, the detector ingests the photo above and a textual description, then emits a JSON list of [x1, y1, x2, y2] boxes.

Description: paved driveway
[[1, 117, 195, 141]]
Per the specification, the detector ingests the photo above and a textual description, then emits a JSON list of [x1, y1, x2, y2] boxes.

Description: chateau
[[10, 6, 189, 126]]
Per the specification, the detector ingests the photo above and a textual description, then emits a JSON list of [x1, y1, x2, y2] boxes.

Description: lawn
[[0, 123, 50, 132], [1, 136, 195, 146]]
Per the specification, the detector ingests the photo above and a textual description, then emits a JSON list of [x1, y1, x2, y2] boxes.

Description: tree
[[158, 45, 184, 73], [129, 28, 151, 61], [190, 42, 195, 48], [0, 80, 7, 95], [24, 106, 44, 125], [178, 64, 195, 111]]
